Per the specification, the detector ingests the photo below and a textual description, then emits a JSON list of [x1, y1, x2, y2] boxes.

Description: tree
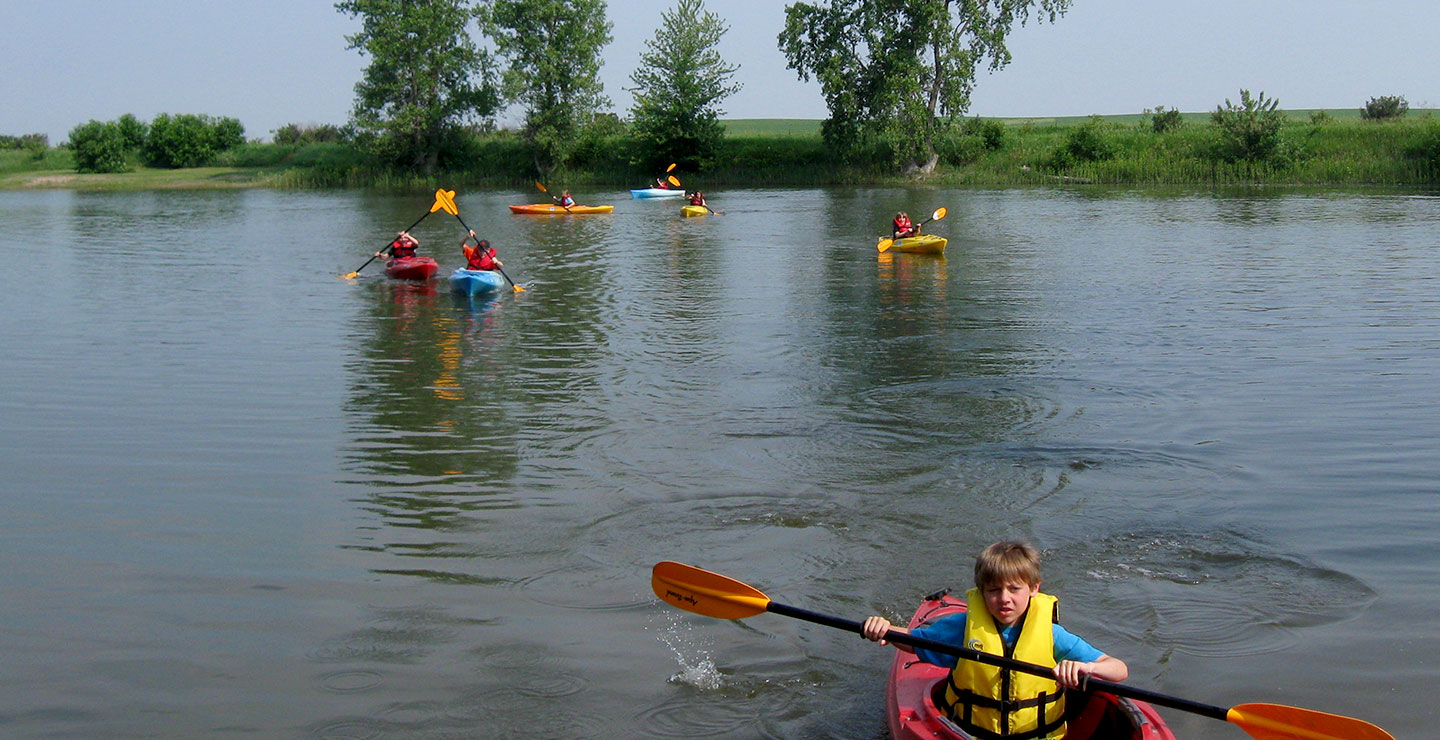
[[779, 0, 1070, 173], [628, 0, 741, 170], [68, 120, 130, 174], [480, 0, 613, 174], [141, 113, 245, 168], [1210, 89, 1285, 165], [336, 0, 499, 174]]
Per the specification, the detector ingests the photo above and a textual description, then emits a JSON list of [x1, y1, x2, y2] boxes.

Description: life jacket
[[464, 244, 498, 271], [657, 180, 672, 189], [560, 195, 576, 207], [939, 589, 1066, 740], [894, 217, 913, 236], [689, 193, 705, 206], [390, 239, 417, 259]]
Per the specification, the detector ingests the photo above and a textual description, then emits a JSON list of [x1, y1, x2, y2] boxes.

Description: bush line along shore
[[5, 112, 1440, 192]]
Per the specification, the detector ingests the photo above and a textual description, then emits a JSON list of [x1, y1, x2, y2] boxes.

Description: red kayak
[[384, 256, 438, 281], [887, 592, 1176, 740]]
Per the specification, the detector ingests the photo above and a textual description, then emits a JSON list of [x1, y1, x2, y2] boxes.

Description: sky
[[3, 0, 1436, 144]]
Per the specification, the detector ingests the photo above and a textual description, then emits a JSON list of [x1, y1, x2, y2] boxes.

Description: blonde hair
[[974, 541, 1042, 588]]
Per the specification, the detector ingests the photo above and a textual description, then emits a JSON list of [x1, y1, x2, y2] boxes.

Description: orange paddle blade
[[930, 207, 947, 221], [668, 175, 681, 187], [1227, 703, 1394, 740], [433, 188, 458, 216], [652, 561, 769, 620], [665, 162, 677, 172], [535, 181, 548, 192], [877, 237, 894, 253]]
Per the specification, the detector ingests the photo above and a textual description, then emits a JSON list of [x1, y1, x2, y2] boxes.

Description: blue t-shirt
[[909, 612, 1104, 669]]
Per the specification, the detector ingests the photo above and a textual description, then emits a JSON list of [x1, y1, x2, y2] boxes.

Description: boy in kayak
[[655, 176, 674, 189], [892, 211, 917, 238], [557, 189, 576, 208], [862, 541, 1129, 739], [378, 231, 420, 259], [461, 230, 501, 271]]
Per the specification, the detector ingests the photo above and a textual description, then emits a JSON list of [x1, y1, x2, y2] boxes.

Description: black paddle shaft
[[764, 601, 1228, 721], [352, 210, 432, 275]]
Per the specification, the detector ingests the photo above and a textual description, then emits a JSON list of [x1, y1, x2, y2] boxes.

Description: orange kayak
[[508, 203, 614, 215]]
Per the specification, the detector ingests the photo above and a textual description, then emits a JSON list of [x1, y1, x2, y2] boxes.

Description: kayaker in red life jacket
[[461, 230, 501, 271], [655, 177, 673, 190], [558, 190, 576, 208], [861, 541, 1129, 739], [892, 211, 917, 239], [688, 190, 707, 207], [378, 231, 420, 260]]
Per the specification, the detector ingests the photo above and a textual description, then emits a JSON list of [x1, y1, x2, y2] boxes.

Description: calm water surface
[[1, 186, 1437, 738]]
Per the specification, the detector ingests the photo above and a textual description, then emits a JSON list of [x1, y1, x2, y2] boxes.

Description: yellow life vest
[[939, 588, 1066, 740]]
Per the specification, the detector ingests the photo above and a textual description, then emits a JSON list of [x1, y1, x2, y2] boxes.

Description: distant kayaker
[[461, 230, 501, 271], [892, 211, 917, 239], [861, 541, 1130, 740], [655, 177, 674, 190], [557, 189, 576, 208], [379, 231, 420, 259], [688, 191, 707, 207]]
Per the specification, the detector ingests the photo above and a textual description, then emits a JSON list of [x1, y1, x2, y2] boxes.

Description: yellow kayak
[[879, 234, 947, 254], [508, 203, 614, 214], [681, 205, 709, 218]]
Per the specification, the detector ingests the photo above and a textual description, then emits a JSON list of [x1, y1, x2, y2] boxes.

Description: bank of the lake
[[6, 112, 1440, 191]]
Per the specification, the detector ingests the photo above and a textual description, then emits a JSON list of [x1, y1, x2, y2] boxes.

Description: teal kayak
[[448, 268, 505, 296], [630, 187, 685, 199]]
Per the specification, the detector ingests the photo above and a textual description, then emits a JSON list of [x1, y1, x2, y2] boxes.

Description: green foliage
[[778, 0, 1071, 173], [273, 123, 347, 146], [963, 117, 1008, 150], [1361, 95, 1409, 120], [1050, 115, 1116, 169], [1210, 89, 1285, 164], [480, 0, 613, 174], [141, 113, 245, 168], [1148, 106, 1184, 133], [628, 0, 742, 171], [68, 120, 131, 173], [115, 114, 148, 149], [1405, 124, 1440, 178], [337, 0, 500, 174], [1310, 110, 1335, 125]]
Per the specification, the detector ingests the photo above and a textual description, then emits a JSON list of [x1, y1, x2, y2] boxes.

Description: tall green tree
[[628, 0, 741, 170], [480, 0, 613, 174], [336, 0, 499, 174], [779, 0, 1070, 173]]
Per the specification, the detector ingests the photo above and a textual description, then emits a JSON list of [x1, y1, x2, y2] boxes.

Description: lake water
[[1, 185, 1436, 739]]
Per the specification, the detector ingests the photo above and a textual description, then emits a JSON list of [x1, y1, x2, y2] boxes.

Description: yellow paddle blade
[[666, 162, 677, 172], [668, 175, 681, 187], [877, 237, 894, 253], [434, 188, 458, 216], [512, 284, 525, 293], [652, 561, 770, 620], [339, 271, 359, 280], [1227, 703, 1394, 740], [931, 207, 947, 221]]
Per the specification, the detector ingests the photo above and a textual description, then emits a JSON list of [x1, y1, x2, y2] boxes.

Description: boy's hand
[[1053, 660, 1092, 689], [862, 616, 892, 644]]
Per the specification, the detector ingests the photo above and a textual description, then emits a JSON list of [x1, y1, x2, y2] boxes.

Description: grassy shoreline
[[5, 112, 1439, 192]]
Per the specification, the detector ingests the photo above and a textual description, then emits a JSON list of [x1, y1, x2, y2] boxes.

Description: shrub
[[1210, 89, 1285, 163], [116, 113, 148, 149], [1310, 110, 1335, 125], [273, 123, 345, 146], [1406, 124, 1440, 179], [68, 120, 131, 173], [1056, 115, 1116, 167], [962, 117, 1008, 151], [1149, 106, 1184, 133], [142, 113, 246, 168], [1361, 95, 1408, 120]]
